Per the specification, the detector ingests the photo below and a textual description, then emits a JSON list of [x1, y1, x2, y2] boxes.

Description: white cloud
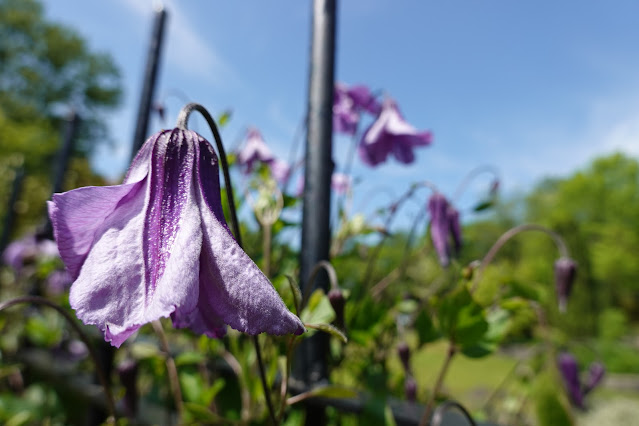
[[116, 0, 239, 88]]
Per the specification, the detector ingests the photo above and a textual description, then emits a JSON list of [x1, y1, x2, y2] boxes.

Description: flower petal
[[48, 181, 146, 280], [176, 137, 304, 336]]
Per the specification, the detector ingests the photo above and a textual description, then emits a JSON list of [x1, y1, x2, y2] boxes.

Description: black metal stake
[[0, 164, 24, 256], [130, 5, 167, 160], [39, 111, 80, 241], [294, 0, 337, 424]]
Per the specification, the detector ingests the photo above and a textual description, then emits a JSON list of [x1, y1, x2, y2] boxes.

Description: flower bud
[[558, 352, 584, 409], [405, 376, 417, 403], [397, 342, 411, 373], [328, 288, 345, 330], [554, 257, 577, 312]]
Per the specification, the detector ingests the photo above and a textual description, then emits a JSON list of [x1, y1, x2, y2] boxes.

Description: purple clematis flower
[[333, 83, 381, 135], [237, 128, 274, 174], [48, 129, 304, 347], [268, 158, 292, 185], [583, 362, 605, 395], [2, 234, 60, 272], [294, 172, 352, 197], [427, 193, 462, 267], [358, 98, 433, 167]]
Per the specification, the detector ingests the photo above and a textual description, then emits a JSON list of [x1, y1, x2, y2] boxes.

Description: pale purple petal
[[237, 128, 274, 173], [48, 182, 147, 280], [583, 362, 605, 395], [358, 98, 432, 167], [347, 85, 381, 115], [269, 159, 292, 185], [428, 193, 451, 267], [172, 137, 304, 336], [447, 206, 462, 254], [331, 173, 351, 195]]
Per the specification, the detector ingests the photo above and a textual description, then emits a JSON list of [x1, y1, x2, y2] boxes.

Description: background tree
[[0, 0, 122, 236]]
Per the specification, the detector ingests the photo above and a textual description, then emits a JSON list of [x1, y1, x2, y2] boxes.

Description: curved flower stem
[[361, 181, 437, 291], [0, 296, 117, 421], [177, 103, 277, 424], [151, 320, 183, 417], [419, 342, 457, 426], [302, 260, 340, 308], [470, 223, 570, 292], [222, 350, 251, 423], [431, 400, 477, 426], [176, 102, 242, 246], [451, 164, 499, 203]]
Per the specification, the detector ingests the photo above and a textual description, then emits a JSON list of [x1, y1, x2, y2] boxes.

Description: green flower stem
[[471, 223, 570, 292], [0, 296, 117, 422], [151, 320, 183, 417], [419, 342, 457, 426]]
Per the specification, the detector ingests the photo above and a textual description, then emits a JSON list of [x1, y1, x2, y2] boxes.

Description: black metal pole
[[52, 111, 80, 195], [295, 0, 336, 424], [0, 164, 24, 255], [130, 5, 167, 160], [39, 111, 80, 241]]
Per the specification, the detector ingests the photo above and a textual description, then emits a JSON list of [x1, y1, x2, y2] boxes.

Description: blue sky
[[42, 0, 639, 225]]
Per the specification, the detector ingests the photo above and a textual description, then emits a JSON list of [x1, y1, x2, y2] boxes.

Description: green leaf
[[473, 199, 494, 212], [415, 309, 440, 346], [217, 110, 232, 127], [303, 385, 358, 400], [175, 351, 206, 367], [300, 289, 335, 325], [305, 323, 348, 343], [183, 402, 230, 424], [438, 287, 488, 346]]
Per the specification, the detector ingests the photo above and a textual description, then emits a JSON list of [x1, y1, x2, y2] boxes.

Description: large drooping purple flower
[[333, 83, 381, 135], [427, 193, 462, 267], [358, 98, 433, 167], [48, 129, 304, 347], [237, 128, 274, 174]]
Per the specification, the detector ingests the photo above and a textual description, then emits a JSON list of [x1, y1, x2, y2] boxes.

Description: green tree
[[0, 0, 122, 236]]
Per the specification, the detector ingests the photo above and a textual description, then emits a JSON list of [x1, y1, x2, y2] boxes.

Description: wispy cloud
[[116, 0, 239, 88]]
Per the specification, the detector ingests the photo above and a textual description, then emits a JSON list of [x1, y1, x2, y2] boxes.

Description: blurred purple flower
[[2, 235, 60, 272], [554, 257, 577, 312], [358, 98, 432, 167], [404, 376, 417, 403], [237, 128, 274, 174], [269, 158, 292, 185], [294, 172, 352, 197], [48, 129, 304, 347], [583, 362, 605, 396], [427, 193, 462, 267], [46, 269, 73, 295], [558, 352, 584, 409], [331, 173, 351, 195], [558, 352, 605, 409], [333, 83, 381, 135]]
